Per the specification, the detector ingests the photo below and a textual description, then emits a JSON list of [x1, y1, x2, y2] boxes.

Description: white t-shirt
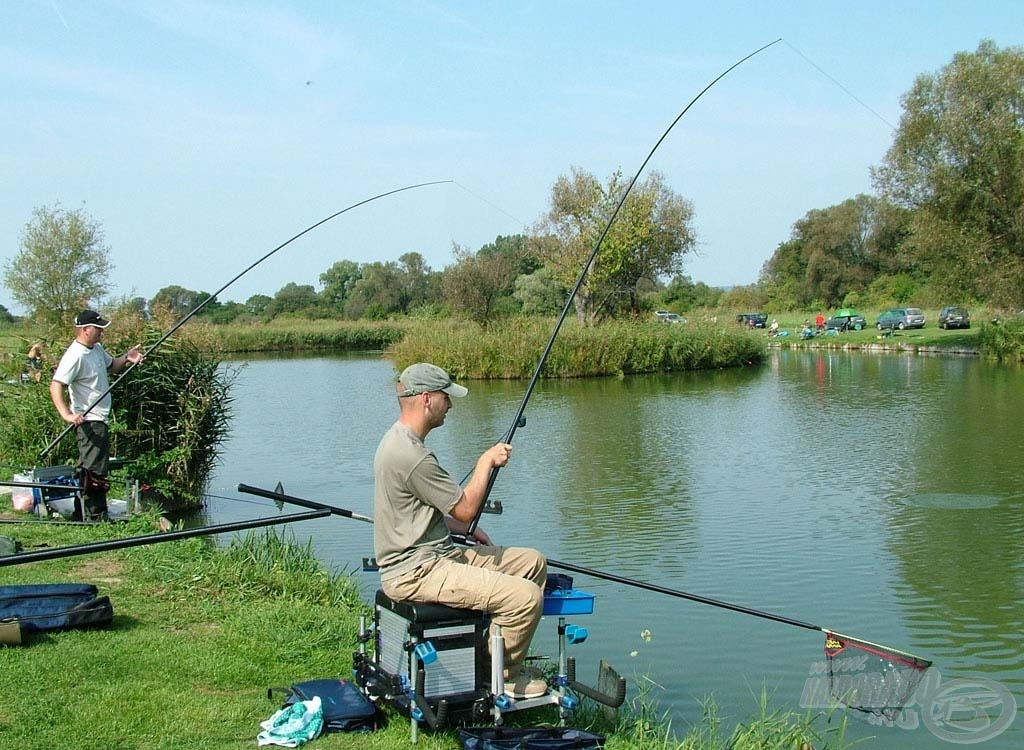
[[52, 340, 114, 422]]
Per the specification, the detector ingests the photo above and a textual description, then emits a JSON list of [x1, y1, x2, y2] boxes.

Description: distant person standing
[[815, 313, 825, 332], [24, 342, 43, 382], [49, 310, 143, 520]]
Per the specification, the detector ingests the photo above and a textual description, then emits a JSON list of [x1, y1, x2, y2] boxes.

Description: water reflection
[[207, 350, 1023, 749]]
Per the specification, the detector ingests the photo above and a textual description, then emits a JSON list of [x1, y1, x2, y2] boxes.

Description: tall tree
[[760, 195, 905, 309], [513, 266, 565, 315], [3, 204, 112, 325], [266, 282, 319, 317], [319, 259, 362, 314], [344, 262, 402, 319], [396, 252, 436, 312], [245, 294, 272, 316], [873, 40, 1024, 306], [150, 285, 213, 319], [443, 243, 517, 326], [537, 168, 696, 324], [478, 234, 539, 277]]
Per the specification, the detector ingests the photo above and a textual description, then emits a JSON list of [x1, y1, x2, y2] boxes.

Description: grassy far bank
[[5, 307, 1023, 387], [722, 306, 1024, 359], [0, 517, 853, 750]]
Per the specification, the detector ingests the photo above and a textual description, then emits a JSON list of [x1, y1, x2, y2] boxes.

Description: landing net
[[824, 631, 932, 720]]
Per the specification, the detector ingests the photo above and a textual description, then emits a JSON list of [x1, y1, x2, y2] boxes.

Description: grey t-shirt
[[373, 421, 462, 580]]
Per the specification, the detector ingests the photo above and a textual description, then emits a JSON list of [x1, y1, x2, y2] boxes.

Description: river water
[[205, 349, 1023, 748]]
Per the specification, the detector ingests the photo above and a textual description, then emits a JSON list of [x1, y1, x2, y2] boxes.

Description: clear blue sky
[[2, 1, 1022, 313]]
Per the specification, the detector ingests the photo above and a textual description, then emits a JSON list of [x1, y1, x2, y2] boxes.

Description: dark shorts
[[76, 421, 110, 476]]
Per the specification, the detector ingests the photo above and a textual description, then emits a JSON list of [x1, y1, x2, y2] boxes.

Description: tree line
[[4, 168, 705, 329], [754, 40, 1024, 312], [5, 40, 1021, 324]]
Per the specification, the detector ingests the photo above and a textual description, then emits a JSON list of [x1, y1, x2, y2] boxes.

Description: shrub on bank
[[977, 317, 1024, 361]]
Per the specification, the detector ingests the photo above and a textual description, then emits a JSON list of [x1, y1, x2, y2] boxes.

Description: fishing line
[[782, 40, 897, 132], [465, 39, 783, 534], [451, 181, 528, 228], [39, 180, 452, 460]]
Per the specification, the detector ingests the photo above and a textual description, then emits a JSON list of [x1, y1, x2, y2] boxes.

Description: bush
[[978, 317, 1024, 361]]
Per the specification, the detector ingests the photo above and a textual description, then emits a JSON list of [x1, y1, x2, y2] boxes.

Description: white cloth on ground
[[257, 696, 323, 747]]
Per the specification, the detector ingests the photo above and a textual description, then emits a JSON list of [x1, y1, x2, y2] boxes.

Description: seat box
[[374, 591, 488, 702]]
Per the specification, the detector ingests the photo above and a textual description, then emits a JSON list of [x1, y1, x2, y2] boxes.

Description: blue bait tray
[[542, 588, 595, 616]]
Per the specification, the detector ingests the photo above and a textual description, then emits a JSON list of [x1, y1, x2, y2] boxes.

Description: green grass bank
[[0, 516, 852, 750]]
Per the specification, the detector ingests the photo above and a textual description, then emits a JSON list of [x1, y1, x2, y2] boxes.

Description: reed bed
[[977, 317, 1024, 362], [388, 318, 766, 379], [209, 319, 407, 353]]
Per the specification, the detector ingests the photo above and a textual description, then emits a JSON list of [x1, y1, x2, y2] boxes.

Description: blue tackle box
[[542, 588, 595, 616]]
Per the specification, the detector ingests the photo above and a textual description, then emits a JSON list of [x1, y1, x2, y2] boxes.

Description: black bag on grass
[[0, 584, 113, 634], [460, 726, 605, 750], [268, 678, 380, 733]]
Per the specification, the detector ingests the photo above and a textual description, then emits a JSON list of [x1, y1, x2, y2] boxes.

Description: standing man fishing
[[49, 310, 143, 520], [373, 362, 549, 699]]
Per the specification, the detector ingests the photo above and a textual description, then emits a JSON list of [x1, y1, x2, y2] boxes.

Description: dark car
[[825, 313, 867, 332], [737, 313, 768, 328], [937, 306, 971, 329], [876, 307, 926, 330]]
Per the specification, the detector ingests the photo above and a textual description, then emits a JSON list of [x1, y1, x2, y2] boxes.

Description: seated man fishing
[[373, 362, 549, 699]]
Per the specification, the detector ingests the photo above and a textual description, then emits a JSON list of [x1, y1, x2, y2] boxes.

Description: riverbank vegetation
[[388, 317, 765, 378], [0, 308, 233, 509], [0, 518, 852, 750]]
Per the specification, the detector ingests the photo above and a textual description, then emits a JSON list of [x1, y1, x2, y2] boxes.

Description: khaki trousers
[[382, 546, 547, 672]]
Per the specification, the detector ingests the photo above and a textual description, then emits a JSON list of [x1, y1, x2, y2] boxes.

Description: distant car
[[876, 307, 926, 330], [654, 311, 686, 324], [736, 313, 768, 328], [937, 306, 971, 329], [825, 313, 866, 332]]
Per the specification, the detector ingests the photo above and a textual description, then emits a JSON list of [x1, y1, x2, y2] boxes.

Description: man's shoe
[[503, 674, 548, 699]]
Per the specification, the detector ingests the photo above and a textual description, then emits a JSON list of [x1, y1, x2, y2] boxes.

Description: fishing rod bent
[[39, 179, 453, 460], [236, 483, 925, 661], [466, 39, 782, 535]]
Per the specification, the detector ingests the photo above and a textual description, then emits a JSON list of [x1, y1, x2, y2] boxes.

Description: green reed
[[209, 319, 408, 352], [389, 318, 765, 379]]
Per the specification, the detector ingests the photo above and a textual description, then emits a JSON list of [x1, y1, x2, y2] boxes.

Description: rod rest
[[566, 656, 627, 708]]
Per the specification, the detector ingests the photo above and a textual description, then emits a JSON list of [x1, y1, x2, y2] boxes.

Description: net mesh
[[824, 631, 932, 720]]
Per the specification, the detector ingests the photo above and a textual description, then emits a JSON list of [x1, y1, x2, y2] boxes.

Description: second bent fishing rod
[[40, 180, 452, 460], [463, 40, 781, 535]]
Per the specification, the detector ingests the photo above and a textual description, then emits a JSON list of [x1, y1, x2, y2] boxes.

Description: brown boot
[[503, 667, 547, 699]]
